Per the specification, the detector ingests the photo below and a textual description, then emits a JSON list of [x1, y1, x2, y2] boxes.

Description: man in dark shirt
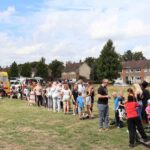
[[141, 81, 150, 123], [97, 79, 111, 131]]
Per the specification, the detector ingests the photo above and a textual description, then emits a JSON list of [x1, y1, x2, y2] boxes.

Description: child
[[28, 87, 36, 106], [125, 92, 149, 148], [77, 92, 84, 120], [112, 92, 121, 128], [145, 99, 150, 126], [118, 91, 125, 122]]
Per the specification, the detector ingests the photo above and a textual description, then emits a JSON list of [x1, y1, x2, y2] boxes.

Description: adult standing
[[34, 82, 43, 107], [72, 84, 78, 115], [141, 81, 150, 123], [87, 81, 94, 112], [51, 82, 58, 112], [97, 79, 111, 131], [77, 80, 85, 97], [56, 83, 63, 112], [86, 81, 94, 118], [133, 83, 143, 120], [62, 83, 72, 114], [46, 82, 53, 111]]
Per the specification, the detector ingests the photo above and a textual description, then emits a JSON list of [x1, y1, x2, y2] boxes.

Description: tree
[[122, 50, 146, 61], [133, 51, 145, 60], [30, 61, 38, 68], [20, 63, 32, 77], [122, 50, 133, 61], [9, 61, 19, 77], [36, 58, 48, 79], [84, 57, 96, 68], [97, 39, 122, 82], [84, 57, 98, 81], [49, 59, 64, 79]]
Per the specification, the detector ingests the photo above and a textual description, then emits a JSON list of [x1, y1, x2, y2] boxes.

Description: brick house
[[61, 62, 91, 80], [121, 60, 150, 84]]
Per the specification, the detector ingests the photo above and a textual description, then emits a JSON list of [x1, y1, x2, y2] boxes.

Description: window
[[144, 68, 148, 72], [130, 69, 134, 72], [135, 68, 141, 72], [135, 76, 141, 80]]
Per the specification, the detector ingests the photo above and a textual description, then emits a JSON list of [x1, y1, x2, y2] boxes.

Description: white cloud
[[133, 45, 150, 57], [123, 20, 150, 38], [15, 43, 45, 55], [0, 6, 15, 22], [0, 0, 150, 66], [88, 14, 120, 40]]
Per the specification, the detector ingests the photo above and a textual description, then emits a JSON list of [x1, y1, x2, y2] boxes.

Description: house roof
[[123, 60, 150, 69], [63, 62, 81, 73]]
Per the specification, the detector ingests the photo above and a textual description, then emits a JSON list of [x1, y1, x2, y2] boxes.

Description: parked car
[[10, 80, 22, 88], [113, 82, 128, 87]]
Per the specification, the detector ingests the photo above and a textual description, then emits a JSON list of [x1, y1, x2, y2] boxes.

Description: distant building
[[121, 60, 150, 83], [61, 62, 91, 80]]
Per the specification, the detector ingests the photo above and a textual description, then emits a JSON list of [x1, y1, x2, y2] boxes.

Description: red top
[[125, 102, 139, 119]]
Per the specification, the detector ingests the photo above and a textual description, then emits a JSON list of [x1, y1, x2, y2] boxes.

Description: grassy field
[[0, 86, 149, 150]]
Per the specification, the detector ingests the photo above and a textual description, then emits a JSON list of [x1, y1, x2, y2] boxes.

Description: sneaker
[[98, 128, 104, 132], [104, 128, 109, 131], [129, 144, 135, 148], [73, 113, 76, 116]]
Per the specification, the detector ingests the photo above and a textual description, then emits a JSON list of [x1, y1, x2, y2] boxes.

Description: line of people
[[23, 80, 95, 119]]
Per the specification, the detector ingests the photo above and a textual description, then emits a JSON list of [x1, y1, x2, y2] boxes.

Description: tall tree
[[97, 39, 122, 82], [36, 58, 48, 79], [49, 59, 64, 79], [122, 50, 133, 61], [9, 61, 19, 77], [20, 63, 32, 77]]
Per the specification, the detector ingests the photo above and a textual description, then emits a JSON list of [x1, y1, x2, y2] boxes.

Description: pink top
[[145, 106, 150, 118]]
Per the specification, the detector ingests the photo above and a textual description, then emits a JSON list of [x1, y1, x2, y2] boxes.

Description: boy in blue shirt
[[77, 92, 84, 120], [112, 92, 121, 128]]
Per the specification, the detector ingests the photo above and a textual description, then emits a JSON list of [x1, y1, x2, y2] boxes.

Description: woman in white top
[[46, 82, 53, 111], [77, 79, 85, 97], [56, 83, 63, 112], [62, 83, 72, 114], [51, 82, 58, 112]]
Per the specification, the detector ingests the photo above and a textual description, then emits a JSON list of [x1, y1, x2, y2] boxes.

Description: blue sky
[[0, 0, 150, 66]]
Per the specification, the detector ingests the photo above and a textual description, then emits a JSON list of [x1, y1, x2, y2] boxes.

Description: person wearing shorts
[[62, 84, 72, 114], [77, 92, 84, 119], [85, 92, 93, 119]]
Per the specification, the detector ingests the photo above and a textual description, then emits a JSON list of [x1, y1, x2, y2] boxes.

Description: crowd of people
[[1, 78, 150, 148], [98, 79, 150, 147], [9, 79, 95, 119]]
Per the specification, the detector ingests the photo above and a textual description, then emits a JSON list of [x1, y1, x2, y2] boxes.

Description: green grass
[[0, 85, 149, 150]]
